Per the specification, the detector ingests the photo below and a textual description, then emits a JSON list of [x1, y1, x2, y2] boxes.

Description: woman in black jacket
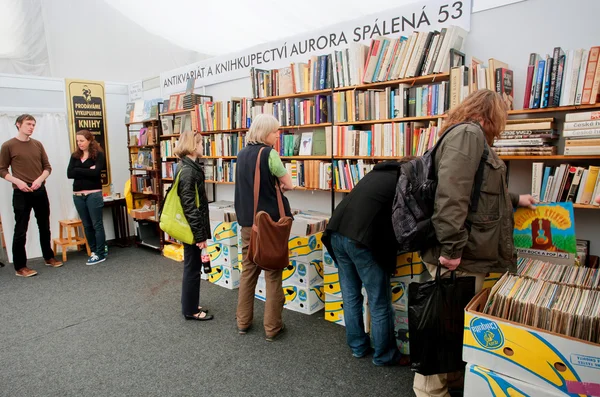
[[173, 131, 213, 321], [67, 130, 107, 265]]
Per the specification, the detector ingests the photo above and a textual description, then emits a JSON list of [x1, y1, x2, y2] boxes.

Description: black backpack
[[391, 122, 489, 254]]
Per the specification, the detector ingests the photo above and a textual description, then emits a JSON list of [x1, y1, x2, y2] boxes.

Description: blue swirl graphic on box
[[470, 317, 504, 350]]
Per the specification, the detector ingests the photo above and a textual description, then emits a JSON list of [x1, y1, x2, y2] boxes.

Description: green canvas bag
[[159, 170, 199, 245]]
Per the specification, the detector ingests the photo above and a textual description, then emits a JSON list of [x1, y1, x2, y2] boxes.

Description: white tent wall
[[0, 74, 132, 262], [38, 0, 210, 82], [186, 0, 600, 254]]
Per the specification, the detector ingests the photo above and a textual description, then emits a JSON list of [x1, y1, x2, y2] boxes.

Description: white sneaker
[[86, 253, 106, 266]]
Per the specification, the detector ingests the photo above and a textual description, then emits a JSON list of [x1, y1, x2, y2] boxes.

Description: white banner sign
[[128, 81, 143, 101], [160, 0, 472, 96]]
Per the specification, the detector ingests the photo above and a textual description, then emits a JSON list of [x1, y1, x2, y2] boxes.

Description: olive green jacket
[[421, 123, 519, 274]]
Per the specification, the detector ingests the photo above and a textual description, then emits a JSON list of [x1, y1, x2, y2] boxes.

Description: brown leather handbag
[[247, 147, 293, 270]]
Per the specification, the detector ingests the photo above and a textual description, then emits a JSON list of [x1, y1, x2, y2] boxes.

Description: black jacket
[[322, 161, 402, 273], [67, 151, 105, 191], [177, 156, 211, 243]]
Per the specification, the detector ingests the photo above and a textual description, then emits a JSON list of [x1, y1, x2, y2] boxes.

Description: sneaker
[[265, 324, 285, 342], [238, 327, 249, 335], [86, 253, 106, 266], [45, 258, 63, 267], [15, 267, 38, 277]]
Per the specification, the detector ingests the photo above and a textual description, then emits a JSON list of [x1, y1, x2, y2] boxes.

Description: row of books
[[333, 122, 440, 158], [161, 114, 191, 136], [194, 98, 253, 132], [333, 82, 449, 123], [285, 160, 332, 190], [333, 159, 375, 191], [200, 133, 243, 157], [531, 163, 600, 205], [274, 128, 327, 157], [484, 267, 600, 343], [134, 126, 157, 147], [517, 258, 599, 288], [125, 99, 160, 124], [523, 46, 600, 110], [249, 26, 467, 98], [161, 161, 178, 179], [204, 159, 235, 183], [251, 96, 332, 127], [132, 149, 154, 170], [130, 175, 157, 195], [361, 26, 467, 84], [159, 138, 178, 159]]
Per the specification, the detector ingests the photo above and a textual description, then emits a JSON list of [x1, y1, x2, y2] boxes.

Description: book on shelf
[[160, 137, 178, 158], [131, 175, 157, 194], [284, 160, 332, 190], [134, 149, 154, 169], [333, 160, 375, 191], [203, 159, 236, 183], [522, 45, 600, 109], [200, 133, 241, 157], [334, 121, 440, 158], [531, 162, 600, 205], [251, 95, 332, 126], [563, 111, 600, 156], [161, 161, 179, 179], [161, 119, 173, 136], [493, 118, 557, 156]]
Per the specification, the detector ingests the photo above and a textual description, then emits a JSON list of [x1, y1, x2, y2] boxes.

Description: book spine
[[523, 53, 537, 109], [531, 162, 544, 201]]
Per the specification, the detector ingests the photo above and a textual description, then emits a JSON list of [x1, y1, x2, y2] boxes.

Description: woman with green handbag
[[173, 131, 213, 321]]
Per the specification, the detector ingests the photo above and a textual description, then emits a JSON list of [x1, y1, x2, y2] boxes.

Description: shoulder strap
[[253, 147, 287, 222]]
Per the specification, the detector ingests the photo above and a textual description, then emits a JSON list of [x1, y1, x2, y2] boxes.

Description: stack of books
[[564, 111, 600, 156], [493, 118, 558, 156]]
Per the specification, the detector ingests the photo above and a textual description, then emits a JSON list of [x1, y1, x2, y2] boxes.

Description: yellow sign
[[65, 79, 111, 186]]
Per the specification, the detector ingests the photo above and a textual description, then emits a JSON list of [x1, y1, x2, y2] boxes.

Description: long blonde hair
[[439, 89, 508, 145], [247, 114, 280, 144], [173, 131, 201, 158]]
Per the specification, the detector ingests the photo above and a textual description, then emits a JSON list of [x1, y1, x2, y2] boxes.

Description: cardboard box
[[283, 284, 324, 315], [208, 264, 240, 290], [323, 248, 335, 266], [464, 289, 600, 396], [289, 232, 323, 263], [324, 293, 345, 326], [207, 242, 238, 267], [237, 227, 244, 269], [208, 201, 236, 222], [394, 252, 427, 278], [324, 264, 341, 297], [282, 259, 323, 288], [210, 220, 238, 246], [482, 272, 503, 290], [162, 243, 183, 262], [130, 208, 155, 220], [390, 277, 409, 311], [254, 276, 266, 301], [465, 364, 566, 397]]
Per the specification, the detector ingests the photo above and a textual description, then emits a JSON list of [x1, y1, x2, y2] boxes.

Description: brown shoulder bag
[[247, 147, 293, 270]]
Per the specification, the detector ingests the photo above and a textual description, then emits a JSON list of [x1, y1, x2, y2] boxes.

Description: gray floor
[[0, 245, 415, 397]]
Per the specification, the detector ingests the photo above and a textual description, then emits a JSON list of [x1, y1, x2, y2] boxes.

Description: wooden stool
[[52, 219, 91, 262]]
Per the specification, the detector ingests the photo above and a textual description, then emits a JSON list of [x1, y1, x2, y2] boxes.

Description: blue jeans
[[73, 192, 106, 256], [330, 232, 400, 366]]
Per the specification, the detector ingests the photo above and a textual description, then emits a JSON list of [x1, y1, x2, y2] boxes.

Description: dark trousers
[[73, 192, 106, 255], [181, 243, 202, 316], [12, 186, 55, 270]]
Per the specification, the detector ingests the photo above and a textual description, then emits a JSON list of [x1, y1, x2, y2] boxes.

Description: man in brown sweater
[[0, 114, 63, 277]]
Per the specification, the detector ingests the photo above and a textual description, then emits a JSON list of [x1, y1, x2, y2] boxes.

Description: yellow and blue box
[[289, 232, 323, 264], [324, 265, 341, 297], [394, 252, 427, 278], [283, 283, 325, 315], [325, 293, 370, 331], [482, 273, 504, 290], [390, 277, 409, 312], [464, 364, 566, 397], [282, 259, 323, 288], [464, 289, 600, 396], [207, 242, 238, 267], [209, 220, 238, 246], [323, 247, 334, 267], [207, 264, 240, 290]]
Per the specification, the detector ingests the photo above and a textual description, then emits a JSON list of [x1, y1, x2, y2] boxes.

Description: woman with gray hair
[[234, 113, 294, 341]]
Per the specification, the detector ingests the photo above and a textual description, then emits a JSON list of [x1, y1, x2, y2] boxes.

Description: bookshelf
[[126, 118, 163, 251]]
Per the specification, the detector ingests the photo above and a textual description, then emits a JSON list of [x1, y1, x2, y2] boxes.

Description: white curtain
[[0, 0, 50, 76], [0, 112, 76, 264]]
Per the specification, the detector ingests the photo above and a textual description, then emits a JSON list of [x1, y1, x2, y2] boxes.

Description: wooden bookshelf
[[280, 122, 332, 129], [159, 109, 194, 116], [281, 156, 331, 160], [334, 156, 402, 160], [499, 155, 600, 161], [198, 128, 249, 134], [253, 88, 332, 102], [129, 168, 159, 172], [159, 134, 180, 139], [162, 178, 173, 182], [204, 156, 237, 160], [128, 145, 158, 149], [205, 180, 235, 185], [508, 103, 600, 115], [126, 118, 159, 126], [573, 204, 600, 210], [336, 115, 446, 126], [333, 73, 450, 92]]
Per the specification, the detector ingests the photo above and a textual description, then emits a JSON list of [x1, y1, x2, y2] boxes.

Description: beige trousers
[[412, 263, 485, 397], [236, 227, 285, 337]]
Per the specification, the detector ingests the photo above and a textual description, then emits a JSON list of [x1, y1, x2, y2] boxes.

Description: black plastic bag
[[408, 265, 476, 376]]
